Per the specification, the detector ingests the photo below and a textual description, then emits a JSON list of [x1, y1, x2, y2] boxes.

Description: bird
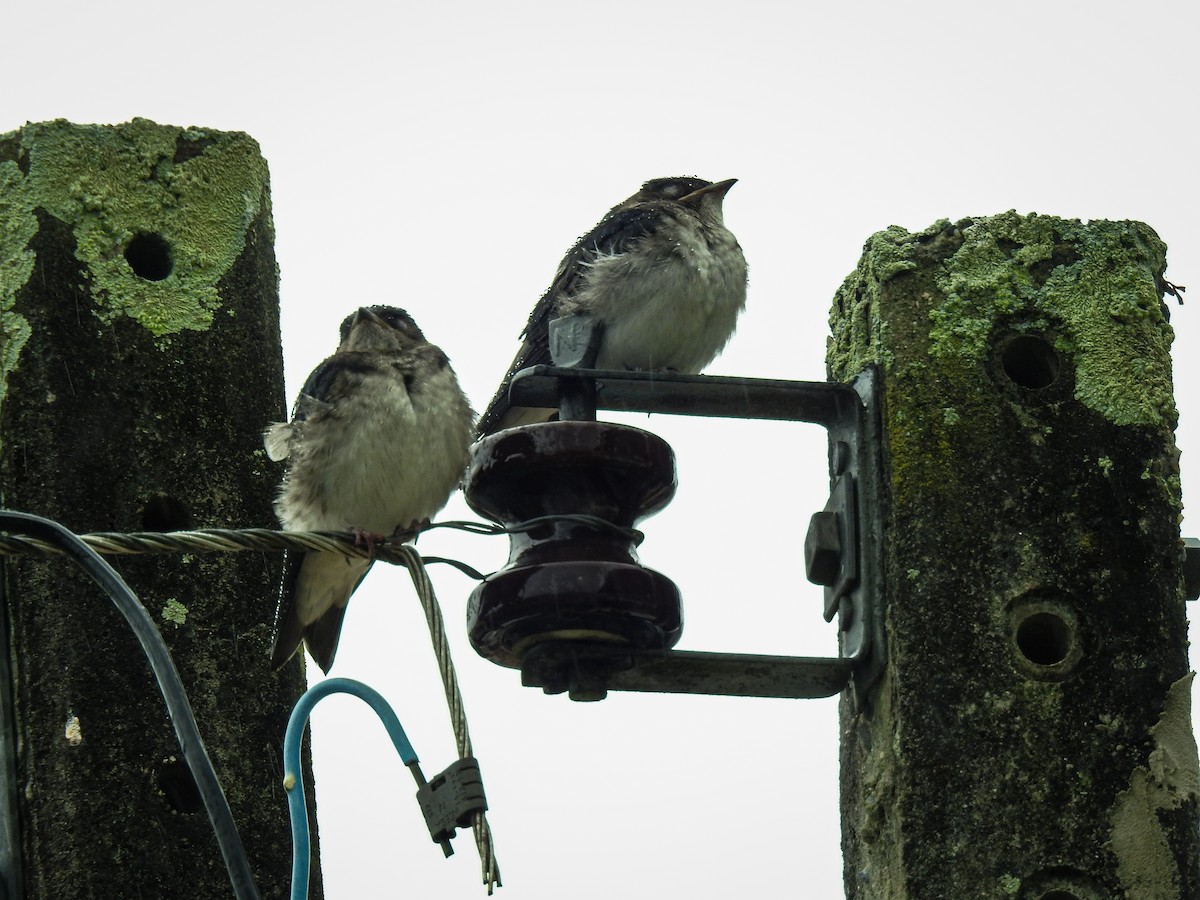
[[264, 305, 475, 672], [475, 176, 748, 436]]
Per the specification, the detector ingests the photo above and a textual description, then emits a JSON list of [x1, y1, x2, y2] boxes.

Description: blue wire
[[283, 678, 420, 900]]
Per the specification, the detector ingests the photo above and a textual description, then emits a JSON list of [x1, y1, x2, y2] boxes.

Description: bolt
[[805, 510, 842, 586]]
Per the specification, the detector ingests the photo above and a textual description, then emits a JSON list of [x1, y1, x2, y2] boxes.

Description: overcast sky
[[5, 1, 1199, 897]]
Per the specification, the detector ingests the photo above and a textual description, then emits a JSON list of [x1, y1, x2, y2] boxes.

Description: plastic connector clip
[[416, 758, 488, 856]]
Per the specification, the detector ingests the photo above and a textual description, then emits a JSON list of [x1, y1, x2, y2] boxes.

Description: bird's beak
[[678, 178, 737, 206], [355, 307, 387, 329]]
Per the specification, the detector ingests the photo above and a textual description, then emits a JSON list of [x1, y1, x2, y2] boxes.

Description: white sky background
[[6, 1, 1200, 897]]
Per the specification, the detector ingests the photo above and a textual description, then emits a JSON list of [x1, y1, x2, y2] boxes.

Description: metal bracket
[[1185, 537, 1200, 602], [507, 357, 885, 703]]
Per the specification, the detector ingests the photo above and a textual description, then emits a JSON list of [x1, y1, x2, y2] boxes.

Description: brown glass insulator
[[464, 421, 683, 699]]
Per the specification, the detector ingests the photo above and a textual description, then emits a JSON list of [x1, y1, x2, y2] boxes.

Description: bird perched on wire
[[475, 176, 748, 436], [264, 306, 474, 672]]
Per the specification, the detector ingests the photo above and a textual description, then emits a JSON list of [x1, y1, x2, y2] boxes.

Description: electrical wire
[[281, 678, 422, 900], [0, 511, 259, 900], [0, 513, 529, 892], [0, 514, 645, 565], [392, 545, 502, 893]]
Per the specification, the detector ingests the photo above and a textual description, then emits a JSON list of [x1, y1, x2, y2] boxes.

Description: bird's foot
[[392, 518, 429, 544], [352, 528, 388, 559]]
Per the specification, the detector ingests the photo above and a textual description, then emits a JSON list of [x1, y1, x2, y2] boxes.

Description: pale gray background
[[5, 1, 1198, 896]]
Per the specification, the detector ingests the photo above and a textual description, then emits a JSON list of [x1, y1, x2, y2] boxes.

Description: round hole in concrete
[[1001, 334, 1059, 389], [157, 759, 202, 814], [141, 494, 193, 532], [1019, 867, 1107, 900], [1009, 594, 1083, 681], [125, 232, 174, 281], [1016, 611, 1072, 665]]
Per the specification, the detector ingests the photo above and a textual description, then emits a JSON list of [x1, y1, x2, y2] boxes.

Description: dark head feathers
[[338, 306, 425, 344]]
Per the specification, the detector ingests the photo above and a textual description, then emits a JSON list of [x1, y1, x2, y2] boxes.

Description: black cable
[[426, 515, 644, 544], [419, 557, 489, 581], [0, 511, 260, 900]]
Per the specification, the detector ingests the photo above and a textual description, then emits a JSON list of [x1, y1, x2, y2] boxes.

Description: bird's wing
[[263, 422, 294, 462], [263, 353, 366, 460], [475, 204, 666, 435], [290, 352, 378, 422], [270, 548, 372, 672]]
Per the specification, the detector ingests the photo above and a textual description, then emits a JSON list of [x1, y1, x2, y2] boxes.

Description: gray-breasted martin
[[265, 306, 474, 672], [476, 176, 748, 435]]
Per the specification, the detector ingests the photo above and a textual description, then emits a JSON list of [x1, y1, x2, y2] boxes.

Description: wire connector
[[416, 758, 488, 855]]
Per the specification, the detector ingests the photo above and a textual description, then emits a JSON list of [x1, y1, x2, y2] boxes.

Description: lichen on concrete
[[0, 159, 35, 412], [160, 599, 188, 627], [0, 118, 270, 341], [829, 212, 1177, 428], [827, 223, 927, 380]]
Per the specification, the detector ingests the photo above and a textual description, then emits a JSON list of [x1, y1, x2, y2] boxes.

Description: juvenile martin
[[265, 306, 474, 672], [476, 176, 748, 435]]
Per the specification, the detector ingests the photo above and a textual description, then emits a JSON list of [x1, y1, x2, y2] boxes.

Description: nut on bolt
[[805, 510, 842, 586]]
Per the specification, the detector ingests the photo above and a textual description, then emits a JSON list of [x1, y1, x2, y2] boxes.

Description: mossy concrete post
[[0, 120, 321, 898], [829, 214, 1198, 899]]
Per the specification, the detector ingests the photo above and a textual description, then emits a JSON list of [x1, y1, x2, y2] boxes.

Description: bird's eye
[[386, 313, 413, 330], [645, 178, 707, 201]]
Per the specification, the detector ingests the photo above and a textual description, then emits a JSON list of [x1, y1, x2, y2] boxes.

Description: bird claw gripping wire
[[415, 757, 488, 856]]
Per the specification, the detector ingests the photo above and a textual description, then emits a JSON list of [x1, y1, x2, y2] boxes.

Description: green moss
[[827, 223, 933, 380], [928, 213, 1050, 360], [0, 119, 270, 340], [939, 211, 1175, 428], [0, 160, 36, 411], [828, 212, 1176, 428], [1056, 219, 1175, 427]]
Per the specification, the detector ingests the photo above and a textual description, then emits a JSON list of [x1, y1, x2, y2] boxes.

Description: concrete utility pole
[[830, 213, 1198, 898], [0, 120, 320, 897]]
